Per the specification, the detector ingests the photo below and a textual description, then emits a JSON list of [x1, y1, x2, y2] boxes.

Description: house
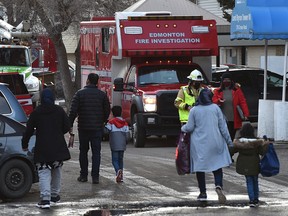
[[197, 0, 286, 74], [64, 0, 287, 75], [62, 26, 78, 63], [124, 0, 230, 66], [125, 0, 287, 74]]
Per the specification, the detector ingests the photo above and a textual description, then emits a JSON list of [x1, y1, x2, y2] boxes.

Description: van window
[[231, 71, 253, 87], [0, 92, 11, 114], [267, 73, 283, 87], [4, 121, 16, 135], [0, 119, 17, 135]]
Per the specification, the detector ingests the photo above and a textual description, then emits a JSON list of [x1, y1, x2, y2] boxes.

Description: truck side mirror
[[114, 78, 124, 91], [209, 81, 220, 87]]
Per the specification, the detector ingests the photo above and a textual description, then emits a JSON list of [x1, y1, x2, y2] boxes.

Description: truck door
[[122, 66, 136, 122]]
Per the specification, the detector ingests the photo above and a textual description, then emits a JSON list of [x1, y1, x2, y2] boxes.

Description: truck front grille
[[157, 91, 178, 116]]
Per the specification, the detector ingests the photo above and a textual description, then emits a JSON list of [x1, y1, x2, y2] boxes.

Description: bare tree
[[1, 0, 137, 111]]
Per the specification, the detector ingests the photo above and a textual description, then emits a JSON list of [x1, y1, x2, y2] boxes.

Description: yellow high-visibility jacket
[[174, 85, 201, 123]]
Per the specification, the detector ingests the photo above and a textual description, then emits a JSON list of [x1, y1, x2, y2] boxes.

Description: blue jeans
[[78, 129, 102, 178], [111, 151, 124, 175], [196, 168, 223, 193], [245, 175, 259, 202]]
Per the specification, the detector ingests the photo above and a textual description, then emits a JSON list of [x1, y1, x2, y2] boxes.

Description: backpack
[[259, 143, 280, 177]]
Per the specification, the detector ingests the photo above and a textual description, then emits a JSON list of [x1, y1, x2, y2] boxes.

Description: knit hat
[[221, 72, 232, 82], [220, 71, 234, 90], [195, 88, 212, 106], [41, 88, 55, 105]]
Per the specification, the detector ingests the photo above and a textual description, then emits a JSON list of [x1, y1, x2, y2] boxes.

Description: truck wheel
[[132, 114, 146, 148], [0, 159, 33, 199]]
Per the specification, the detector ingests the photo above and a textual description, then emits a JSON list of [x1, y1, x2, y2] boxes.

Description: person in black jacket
[[69, 73, 110, 184], [22, 88, 71, 209]]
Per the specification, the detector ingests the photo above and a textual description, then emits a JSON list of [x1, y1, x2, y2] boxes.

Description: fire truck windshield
[[0, 48, 29, 66], [138, 65, 208, 86]]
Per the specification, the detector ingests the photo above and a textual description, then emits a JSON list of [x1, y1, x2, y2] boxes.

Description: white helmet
[[187, 69, 204, 81]]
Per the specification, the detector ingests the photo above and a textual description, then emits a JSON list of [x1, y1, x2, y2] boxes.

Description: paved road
[[1, 135, 288, 215]]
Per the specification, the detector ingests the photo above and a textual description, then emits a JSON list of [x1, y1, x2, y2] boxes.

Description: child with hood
[[232, 123, 269, 207], [105, 106, 129, 183], [22, 88, 71, 209]]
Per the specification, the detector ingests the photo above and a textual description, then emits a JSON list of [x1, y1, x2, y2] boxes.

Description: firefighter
[[174, 69, 204, 125]]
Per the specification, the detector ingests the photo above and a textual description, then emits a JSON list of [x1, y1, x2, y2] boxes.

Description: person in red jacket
[[212, 72, 249, 140]]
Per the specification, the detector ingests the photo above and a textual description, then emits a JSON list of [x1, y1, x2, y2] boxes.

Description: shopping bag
[[260, 143, 280, 177], [175, 132, 190, 175]]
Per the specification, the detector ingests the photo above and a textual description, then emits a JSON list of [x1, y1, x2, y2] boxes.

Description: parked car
[[0, 114, 37, 199], [0, 73, 33, 116], [212, 65, 288, 122], [0, 82, 28, 123]]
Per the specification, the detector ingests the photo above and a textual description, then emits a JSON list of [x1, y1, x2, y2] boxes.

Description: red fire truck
[[80, 12, 218, 147], [0, 20, 59, 114]]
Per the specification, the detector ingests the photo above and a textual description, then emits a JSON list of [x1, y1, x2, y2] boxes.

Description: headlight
[[26, 82, 39, 90], [143, 94, 157, 112]]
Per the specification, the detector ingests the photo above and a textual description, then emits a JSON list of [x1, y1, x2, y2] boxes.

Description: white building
[[63, 0, 287, 74], [197, 0, 286, 74]]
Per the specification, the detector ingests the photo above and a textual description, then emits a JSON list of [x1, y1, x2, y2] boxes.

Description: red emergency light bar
[[124, 49, 213, 57], [91, 17, 114, 21], [128, 16, 203, 21]]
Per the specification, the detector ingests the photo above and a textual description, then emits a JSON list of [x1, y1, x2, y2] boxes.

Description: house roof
[[124, 0, 230, 26]]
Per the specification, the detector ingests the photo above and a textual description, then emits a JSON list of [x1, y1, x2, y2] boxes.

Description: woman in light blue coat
[[181, 88, 233, 204]]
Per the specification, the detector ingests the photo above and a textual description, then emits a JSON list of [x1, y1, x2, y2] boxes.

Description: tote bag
[[260, 143, 280, 177], [175, 132, 190, 175]]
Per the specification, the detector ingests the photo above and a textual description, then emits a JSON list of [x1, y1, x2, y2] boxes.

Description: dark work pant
[[227, 121, 236, 140], [78, 129, 103, 178], [196, 168, 223, 193]]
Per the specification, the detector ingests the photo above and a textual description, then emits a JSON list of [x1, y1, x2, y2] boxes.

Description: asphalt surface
[[1, 111, 288, 215]]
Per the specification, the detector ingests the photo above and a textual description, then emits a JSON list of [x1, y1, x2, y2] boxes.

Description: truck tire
[[0, 159, 33, 199], [166, 135, 178, 146], [132, 114, 146, 148]]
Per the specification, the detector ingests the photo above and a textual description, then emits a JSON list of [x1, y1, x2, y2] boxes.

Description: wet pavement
[[1, 130, 288, 215]]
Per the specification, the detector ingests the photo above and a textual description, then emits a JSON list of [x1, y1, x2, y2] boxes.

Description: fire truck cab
[[80, 12, 218, 147]]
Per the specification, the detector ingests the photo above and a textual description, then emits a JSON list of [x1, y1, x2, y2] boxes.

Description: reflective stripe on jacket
[[175, 86, 197, 123]]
